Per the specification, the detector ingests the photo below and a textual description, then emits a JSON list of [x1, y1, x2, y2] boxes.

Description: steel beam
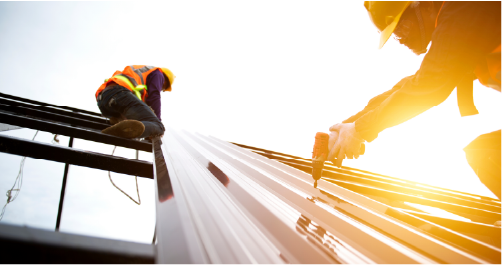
[[0, 111, 152, 152], [0, 223, 154, 263], [0, 103, 108, 130], [0, 134, 153, 178], [0, 92, 105, 119], [0, 98, 107, 126]]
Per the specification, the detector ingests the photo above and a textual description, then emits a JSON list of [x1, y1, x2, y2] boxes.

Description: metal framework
[[0, 92, 500, 263]]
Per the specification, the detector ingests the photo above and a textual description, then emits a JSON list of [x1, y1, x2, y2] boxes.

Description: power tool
[[311, 132, 329, 188], [311, 132, 365, 188]]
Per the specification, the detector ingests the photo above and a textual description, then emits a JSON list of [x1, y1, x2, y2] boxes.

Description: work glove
[[327, 123, 364, 167], [328, 130, 339, 159]]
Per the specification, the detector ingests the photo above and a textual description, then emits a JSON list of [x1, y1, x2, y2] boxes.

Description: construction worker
[[95, 65, 175, 139], [327, 2, 501, 198]]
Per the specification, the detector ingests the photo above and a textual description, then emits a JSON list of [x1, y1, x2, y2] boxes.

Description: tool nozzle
[[312, 132, 329, 187]]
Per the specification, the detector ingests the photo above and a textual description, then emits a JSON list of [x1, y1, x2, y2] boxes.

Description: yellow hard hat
[[160, 67, 176, 91], [364, 1, 412, 49]]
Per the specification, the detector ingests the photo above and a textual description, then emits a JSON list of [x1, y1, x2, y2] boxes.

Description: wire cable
[[109, 146, 141, 205], [1, 131, 39, 221]]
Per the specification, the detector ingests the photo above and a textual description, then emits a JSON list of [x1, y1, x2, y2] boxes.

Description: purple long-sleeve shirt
[[145, 69, 164, 121]]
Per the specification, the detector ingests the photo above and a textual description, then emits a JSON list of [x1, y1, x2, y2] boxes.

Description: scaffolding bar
[[0, 103, 109, 130], [0, 97, 107, 125], [0, 92, 105, 119], [0, 134, 153, 178], [0, 111, 151, 152], [0, 223, 154, 263]]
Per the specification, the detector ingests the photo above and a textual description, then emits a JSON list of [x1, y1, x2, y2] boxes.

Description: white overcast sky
[[0, 1, 500, 244]]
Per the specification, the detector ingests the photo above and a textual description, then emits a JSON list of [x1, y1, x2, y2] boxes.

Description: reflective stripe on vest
[[116, 74, 138, 88], [113, 75, 147, 100], [127, 66, 160, 100], [129, 65, 145, 85], [129, 65, 156, 85]]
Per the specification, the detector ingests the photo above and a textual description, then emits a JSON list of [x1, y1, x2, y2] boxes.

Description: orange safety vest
[[95, 65, 163, 102]]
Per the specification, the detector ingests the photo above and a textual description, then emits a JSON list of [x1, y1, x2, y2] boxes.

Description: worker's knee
[[155, 121, 165, 133], [139, 121, 165, 139]]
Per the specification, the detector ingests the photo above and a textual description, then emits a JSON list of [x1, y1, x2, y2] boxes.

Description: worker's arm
[[329, 57, 469, 164], [353, 71, 456, 143], [342, 76, 414, 124], [327, 2, 500, 165], [145, 69, 164, 121], [326, 76, 412, 165], [353, 2, 498, 142]]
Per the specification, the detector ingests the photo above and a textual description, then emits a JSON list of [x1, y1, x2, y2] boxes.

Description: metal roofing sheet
[[153, 128, 500, 263]]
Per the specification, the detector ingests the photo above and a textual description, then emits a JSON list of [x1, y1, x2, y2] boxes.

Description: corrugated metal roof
[[153, 128, 500, 263]]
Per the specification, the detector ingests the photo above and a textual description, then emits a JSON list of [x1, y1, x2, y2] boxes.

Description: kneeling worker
[[95, 65, 175, 139]]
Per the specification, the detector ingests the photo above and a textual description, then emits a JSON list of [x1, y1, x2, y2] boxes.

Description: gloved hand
[[328, 130, 339, 159], [327, 123, 364, 167]]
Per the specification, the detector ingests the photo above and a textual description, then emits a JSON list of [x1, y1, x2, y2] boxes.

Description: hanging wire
[[1, 131, 39, 221], [109, 146, 141, 205]]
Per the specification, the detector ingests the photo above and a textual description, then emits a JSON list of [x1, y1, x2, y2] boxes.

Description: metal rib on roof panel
[[154, 128, 501, 263]]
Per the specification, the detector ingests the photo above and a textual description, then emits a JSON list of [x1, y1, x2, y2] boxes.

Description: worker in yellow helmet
[[327, 2, 501, 199], [95, 65, 175, 139]]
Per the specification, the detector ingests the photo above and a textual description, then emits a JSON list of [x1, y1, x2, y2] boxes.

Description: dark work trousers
[[97, 85, 165, 138], [464, 130, 501, 199]]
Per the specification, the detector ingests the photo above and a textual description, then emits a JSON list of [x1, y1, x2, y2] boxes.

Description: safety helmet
[[364, 1, 412, 49], [160, 68, 176, 91]]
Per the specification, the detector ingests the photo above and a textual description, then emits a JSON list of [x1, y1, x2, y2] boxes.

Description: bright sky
[[0, 1, 500, 244]]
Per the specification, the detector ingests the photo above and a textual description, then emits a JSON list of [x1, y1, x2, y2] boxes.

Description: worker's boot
[[101, 120, 145, 139]]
